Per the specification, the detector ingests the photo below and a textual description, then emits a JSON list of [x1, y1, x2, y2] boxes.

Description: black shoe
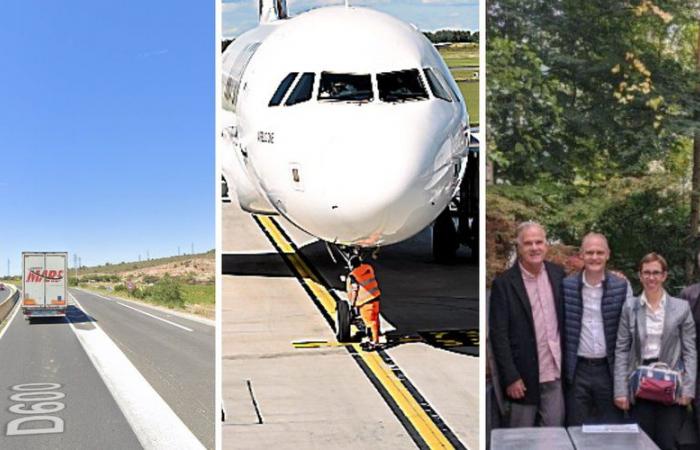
[[362, 342, 382, 352]]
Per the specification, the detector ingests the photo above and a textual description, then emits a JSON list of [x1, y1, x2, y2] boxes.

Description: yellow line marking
[[258, 215, 455, 450]]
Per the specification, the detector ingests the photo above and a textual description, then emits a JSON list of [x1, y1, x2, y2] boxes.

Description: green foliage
[[488, 175, 692, 290], [114, 284, 127, 292], [68, 277, 80, 286], [142, 275, 160, 284], [487, 0, 700, 185], [423, 30, 478, 43], [144, 275, 184, 308], [180, 284, 215, 305], [597, 189, 690, 293]]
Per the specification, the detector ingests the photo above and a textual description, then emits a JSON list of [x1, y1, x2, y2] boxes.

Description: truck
[[22, 252, 68, 320]]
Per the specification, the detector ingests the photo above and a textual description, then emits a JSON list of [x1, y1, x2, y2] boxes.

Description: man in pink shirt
[[489, 221, 566, 427]]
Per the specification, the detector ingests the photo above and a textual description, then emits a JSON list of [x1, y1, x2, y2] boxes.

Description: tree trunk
[[687, 26, 700, 283]]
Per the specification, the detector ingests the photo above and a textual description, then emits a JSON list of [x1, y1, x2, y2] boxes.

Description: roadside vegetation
[[72, 251, 215, 318], [0, 277, 21, 286]]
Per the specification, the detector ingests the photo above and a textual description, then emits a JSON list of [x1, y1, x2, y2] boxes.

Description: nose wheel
[[335, 300, 353, 342], [432, 208, 459, 262]]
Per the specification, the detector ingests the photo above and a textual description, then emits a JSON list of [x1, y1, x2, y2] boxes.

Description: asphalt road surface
[[0, 286, 12, 304], [0, 289, 214, 449]]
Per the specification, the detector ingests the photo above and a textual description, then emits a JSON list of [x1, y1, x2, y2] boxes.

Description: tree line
[[423, 30, 479, 43], [487, 0, 700, 290]]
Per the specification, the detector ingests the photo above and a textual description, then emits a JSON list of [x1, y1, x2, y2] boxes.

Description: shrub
[[146, 275, 184, 308], [142, 275, 160, 284], [114, 284, 127, 292]]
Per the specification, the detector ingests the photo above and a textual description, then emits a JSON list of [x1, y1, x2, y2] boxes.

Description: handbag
[[629, 362, 681, 406]]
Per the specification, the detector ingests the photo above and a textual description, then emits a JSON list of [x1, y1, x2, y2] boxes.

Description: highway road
[[0, 287, 214, 449], [0, 285, 12, 304], [222, 197, 479, 449]]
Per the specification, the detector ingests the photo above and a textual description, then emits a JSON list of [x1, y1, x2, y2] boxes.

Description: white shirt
[[577, 272, 607, 358], [640, 291, 667, 361]]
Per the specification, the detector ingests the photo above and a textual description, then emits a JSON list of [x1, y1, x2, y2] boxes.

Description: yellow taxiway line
[[256, 215, 459, 450]]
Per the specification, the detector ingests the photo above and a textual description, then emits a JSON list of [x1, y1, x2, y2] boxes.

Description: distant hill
[[77, 250, 215, 284]]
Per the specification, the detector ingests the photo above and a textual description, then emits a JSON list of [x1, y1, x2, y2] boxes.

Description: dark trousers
[[632, 398, 685, 450], [567, 358, 619, 426]]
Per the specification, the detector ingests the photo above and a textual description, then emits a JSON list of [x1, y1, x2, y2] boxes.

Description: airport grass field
[[439, 43, 479, 126]]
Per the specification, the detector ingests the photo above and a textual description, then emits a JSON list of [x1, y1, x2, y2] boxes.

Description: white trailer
[[22, 252, 68, 319]]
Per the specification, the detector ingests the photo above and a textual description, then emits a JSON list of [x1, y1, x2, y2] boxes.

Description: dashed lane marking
[[116, 302, 194, 332]]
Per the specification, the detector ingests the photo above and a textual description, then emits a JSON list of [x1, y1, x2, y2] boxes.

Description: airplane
[[221, 1, 477, 286]]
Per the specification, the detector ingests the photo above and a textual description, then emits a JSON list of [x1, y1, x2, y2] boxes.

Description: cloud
[[222, 2, 247, 12], [420, 0, 475, 4], [137, 49, 169, 58], [223, 24, 241, 37]]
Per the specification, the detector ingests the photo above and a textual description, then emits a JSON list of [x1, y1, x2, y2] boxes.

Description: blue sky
[[0, 1, 214, 275], [223, 0, 479, 38]]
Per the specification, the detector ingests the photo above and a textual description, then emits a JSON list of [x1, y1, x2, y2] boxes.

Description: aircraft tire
[[433, 207, 458, 263], [336, 300, 352, 342], [221, 176, 229, 199]]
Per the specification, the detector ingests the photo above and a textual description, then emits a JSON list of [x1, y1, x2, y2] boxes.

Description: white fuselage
[[222, 6, 469, 247]]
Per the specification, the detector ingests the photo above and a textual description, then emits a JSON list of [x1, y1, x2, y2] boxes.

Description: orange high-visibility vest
[[347, 263, 381, 306]]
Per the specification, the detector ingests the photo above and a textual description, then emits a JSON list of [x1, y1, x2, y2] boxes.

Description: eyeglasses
[[641, 270, 665, 278]]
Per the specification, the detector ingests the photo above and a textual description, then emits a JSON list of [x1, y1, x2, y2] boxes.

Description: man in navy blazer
[[561, 233, 630, 425], [490, 221, 566, 427]]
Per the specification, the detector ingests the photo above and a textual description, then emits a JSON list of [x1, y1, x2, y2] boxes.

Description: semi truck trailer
[[22, 252, 68, 320]]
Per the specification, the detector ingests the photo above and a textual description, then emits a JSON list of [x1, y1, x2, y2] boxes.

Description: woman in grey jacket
[[614, 253, 696, 450]]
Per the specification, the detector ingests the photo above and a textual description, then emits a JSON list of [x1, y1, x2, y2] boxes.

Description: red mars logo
[[25, 269, 64, 282]]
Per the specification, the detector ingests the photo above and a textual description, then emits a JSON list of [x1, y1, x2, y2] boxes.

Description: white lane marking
[[67, 293, 204, 450], [0, 300, 21, 341], [85, 291, 112, 301], [116, 302, 193, 332]]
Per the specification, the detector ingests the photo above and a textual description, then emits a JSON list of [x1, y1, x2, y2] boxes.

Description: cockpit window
[[269, 73, 298, 106], [440, 71, 462, 104], [423, 68, 452, 102], [285, 72, 315, 106], [318, 73, 373, 102], [377, 69, 428, 103]]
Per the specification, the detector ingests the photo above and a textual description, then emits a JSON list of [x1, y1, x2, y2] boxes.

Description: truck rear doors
[[22, 252, 68, 319]]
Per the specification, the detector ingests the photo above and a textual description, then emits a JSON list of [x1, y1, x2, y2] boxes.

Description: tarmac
[[221, 193, 479, 449]]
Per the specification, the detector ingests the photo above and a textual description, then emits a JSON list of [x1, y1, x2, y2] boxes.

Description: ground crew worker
[[347, 255, 382, 350]]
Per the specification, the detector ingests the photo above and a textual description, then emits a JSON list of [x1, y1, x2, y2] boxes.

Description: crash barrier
[[0, 285, 19, 323]]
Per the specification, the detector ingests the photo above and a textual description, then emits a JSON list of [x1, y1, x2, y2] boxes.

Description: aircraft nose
[[319, 129, 456, 246]]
